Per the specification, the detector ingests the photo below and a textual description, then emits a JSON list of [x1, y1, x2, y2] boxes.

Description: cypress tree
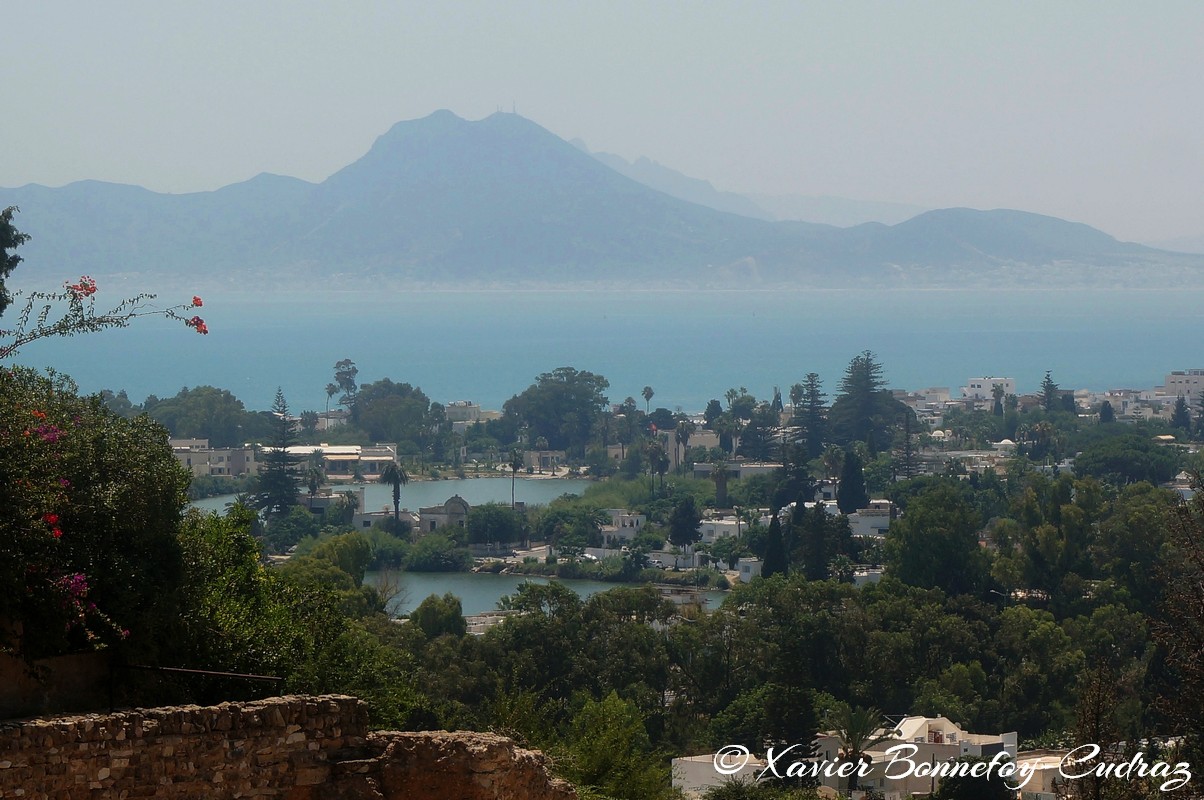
[[837, 448, 869, 514], [762, 513, 788, 578]]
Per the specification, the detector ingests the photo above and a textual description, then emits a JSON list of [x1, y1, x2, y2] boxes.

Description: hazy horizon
[[4, 2, 1203, 244]]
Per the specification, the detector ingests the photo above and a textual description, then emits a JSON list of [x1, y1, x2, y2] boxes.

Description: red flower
[[185, 316, 209, 335], [52, 528, 63, 539], [43, 513, 60, 525], [192, 296, 203, 307], [64, 275, 98, 298]]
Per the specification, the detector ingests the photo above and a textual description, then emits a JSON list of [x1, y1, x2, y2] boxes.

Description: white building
[[961, 377, 1016, 401], [697, 517, 743, 545], [601, 509, 647, 544], [812, 716, 1018, 798], [736, 557, 762, 582], [1162, 370, 1204, 404], [848, 500, 895, 537]]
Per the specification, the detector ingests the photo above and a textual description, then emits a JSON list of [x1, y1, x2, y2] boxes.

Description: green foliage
[[1074, 433, 1181, 486], [406, 533, 472, 572], [0, 206, 31, 316], [263, 505, 321, 553], [537, 505, 606, 550], [791, 502, 851, 582], [702, 782, 824, 800], [0, 366, 189, 659], [559, 691, 668, 800], [352, 378, 443, 452], [762, 513, 788, 578], [377, 460, 409, 520], [172, 507, 419, 724], [504, 367, 610, 456], [409, 592, 467, 639], [836, 448, 869, 513], [668, 494, 702, 549], [142, 385, 273, 446], [467, 502, 526, 545], [885, 481, 988, 596], [1041, 371, 1060, 412], [309, 532, 374, 585], [709, 682, 817, 754], [829, 351, 913, 454], [254, 388, 302, 518]]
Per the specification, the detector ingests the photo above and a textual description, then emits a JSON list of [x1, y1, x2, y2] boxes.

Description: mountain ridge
[[2, 110, 1200, 290]]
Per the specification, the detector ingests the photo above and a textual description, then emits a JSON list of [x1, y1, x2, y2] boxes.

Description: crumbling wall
[[0, 695, 575, 799]]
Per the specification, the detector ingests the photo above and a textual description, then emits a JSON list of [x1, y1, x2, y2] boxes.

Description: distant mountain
[[574, 143, 774, 220], [745, 193, 929, 228], [573, 140, 928, 227], [3, 110, 1202, 290], [1148, 233, 1204, 255]]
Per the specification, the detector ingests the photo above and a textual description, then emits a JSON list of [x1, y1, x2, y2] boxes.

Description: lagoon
[[362, 569, 728, 617], [189, 476, 592, 513]]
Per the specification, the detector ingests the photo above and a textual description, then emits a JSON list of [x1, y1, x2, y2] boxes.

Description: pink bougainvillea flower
[[192, 296, 203, 307], [36, 424, 63, 442]]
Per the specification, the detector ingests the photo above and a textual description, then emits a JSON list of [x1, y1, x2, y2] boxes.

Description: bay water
[[13, 288, 1202, 415]]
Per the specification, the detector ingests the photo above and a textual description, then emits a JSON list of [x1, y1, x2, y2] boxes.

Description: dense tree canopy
[[1073, 433, 1180, 486], [0, 366, 190, 659], [503, 367, 610, 456]]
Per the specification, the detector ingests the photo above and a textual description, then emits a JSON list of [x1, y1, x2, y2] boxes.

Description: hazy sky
[[4, 2, 1202, 242]]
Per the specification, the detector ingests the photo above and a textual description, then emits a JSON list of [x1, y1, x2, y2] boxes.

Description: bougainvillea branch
[[0, 277, 207, 359]]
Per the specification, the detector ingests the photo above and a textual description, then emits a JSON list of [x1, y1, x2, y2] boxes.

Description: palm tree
[[710, 456, 730, 508], [822, 444, 845, 481], [305, 467, 323, 499], [534, 436, 549, 473], [642, 385, 654, 415], [674, 417, 695, 474], [510, 449, 524, 508], [325, 382, 339, 417], [377, 460, 409, 522], [825, 704, 897, 795]]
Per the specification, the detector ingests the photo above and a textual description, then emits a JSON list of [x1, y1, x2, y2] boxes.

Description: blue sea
[[10, 288, 1202, 413]]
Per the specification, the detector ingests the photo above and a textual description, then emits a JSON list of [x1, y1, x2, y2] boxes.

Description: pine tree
[[1172, 395, 1192, 431], [1099, 400, 1115, 424], [1040, 371, 1060, 412], [1, 206, 31, 317], [256, 388, 302, 519], [794, 372, 827, 459]]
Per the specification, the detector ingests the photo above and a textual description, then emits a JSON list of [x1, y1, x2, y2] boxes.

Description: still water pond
[[189, 476, 592, 514], [363, 570, 728, 617]]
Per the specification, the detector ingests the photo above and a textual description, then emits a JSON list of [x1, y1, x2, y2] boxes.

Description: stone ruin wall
[[0, 694, 576, 800]]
